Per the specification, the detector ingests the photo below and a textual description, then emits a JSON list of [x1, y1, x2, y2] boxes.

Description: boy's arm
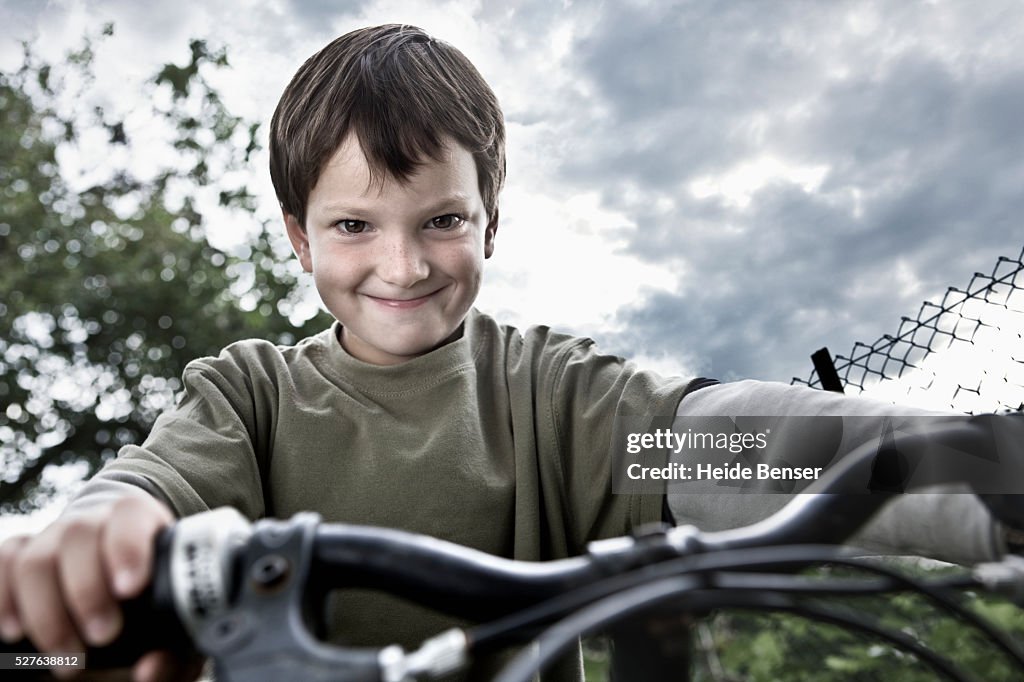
[[65, 349, 270, 521], [0, 346, 267, 681], [60, 470, 176, 516], [668, 379, 1007, 564]]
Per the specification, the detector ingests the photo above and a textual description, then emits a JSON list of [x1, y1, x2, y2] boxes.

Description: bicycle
[[5, 419, 1024, 681]]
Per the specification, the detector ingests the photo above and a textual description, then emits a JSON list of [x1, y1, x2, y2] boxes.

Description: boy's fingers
[[58, 516, 122, 646], [134, 650, 176, 682], [0, 535, 29, 641], [102, 495, 173, 599], [133, 649, 204, 682], [11, 531, 83, 653]]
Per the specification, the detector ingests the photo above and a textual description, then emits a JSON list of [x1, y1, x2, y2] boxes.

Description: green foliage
[[579, 561, 1024, 680], [689, 562, 1024, 681], [0, 26, 332, 510]]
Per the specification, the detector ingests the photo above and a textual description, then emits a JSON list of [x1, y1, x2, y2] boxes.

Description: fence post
[[811, 347, 845, 393]]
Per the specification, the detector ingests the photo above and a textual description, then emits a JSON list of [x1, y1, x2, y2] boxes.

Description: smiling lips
[[364, 288, 443, 309]]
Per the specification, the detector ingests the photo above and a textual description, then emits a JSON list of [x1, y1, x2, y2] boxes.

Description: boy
[[0, 23, 1016, 682]]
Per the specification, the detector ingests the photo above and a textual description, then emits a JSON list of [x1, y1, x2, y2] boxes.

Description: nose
[[377, 232, 430, 288]]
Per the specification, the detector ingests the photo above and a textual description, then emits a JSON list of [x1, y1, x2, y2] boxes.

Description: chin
[[375, 333, 444, 359]]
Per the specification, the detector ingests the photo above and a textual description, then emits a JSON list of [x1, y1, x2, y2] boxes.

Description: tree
[[0, 26, 332, 511], [693, 561, 1024, 681]]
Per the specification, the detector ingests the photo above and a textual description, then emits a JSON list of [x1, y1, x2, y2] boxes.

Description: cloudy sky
[[3, 0, 1022, 389]]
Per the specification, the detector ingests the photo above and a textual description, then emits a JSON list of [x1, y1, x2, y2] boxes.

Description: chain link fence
[[792, 245, 1024, 414]]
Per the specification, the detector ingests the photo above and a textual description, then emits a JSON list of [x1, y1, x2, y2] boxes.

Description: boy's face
[[285, 134, 497, 365]]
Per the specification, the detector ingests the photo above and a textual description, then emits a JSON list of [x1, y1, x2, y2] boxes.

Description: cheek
[[311, 250, 361, 289], [436, 240, 485, 278]]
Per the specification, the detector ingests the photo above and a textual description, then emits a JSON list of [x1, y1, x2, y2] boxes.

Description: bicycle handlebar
[[3, 418, 1022, 680]]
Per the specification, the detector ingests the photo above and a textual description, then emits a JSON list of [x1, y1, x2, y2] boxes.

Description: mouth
[[364, 288, 444, 310]]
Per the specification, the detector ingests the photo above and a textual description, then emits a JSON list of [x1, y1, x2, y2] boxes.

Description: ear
[[484, 208, 499, 259], [284, 211, 313, 273]]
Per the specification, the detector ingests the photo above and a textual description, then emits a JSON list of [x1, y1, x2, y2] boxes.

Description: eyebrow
[[315, 193, 474, 218], [422, 193, 474, 214]]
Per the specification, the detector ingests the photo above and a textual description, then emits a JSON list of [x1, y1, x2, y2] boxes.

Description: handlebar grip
[[0, 528, 194, 671]]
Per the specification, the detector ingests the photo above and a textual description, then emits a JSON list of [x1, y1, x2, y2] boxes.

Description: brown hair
[[270, 24, 506, 227]]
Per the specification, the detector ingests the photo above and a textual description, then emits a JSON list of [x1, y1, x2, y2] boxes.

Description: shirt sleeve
[[667, 379, 1005, 563], [543, 335, 695, 550], [68, 354, 267, 520]]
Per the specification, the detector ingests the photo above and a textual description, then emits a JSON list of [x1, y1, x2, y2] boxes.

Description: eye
[[334, 219, 368, 234], [429, 214, 465, 230]]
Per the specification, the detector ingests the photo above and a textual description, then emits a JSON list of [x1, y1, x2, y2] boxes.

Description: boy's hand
[[0, 493, 200, 681]]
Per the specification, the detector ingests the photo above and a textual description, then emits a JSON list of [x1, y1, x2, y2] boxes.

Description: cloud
[[3, 0, 1021, 387], [532, 0, 1023, 381]]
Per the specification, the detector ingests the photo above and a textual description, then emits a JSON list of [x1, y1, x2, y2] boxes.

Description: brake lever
[[169, 511, 380, 681]]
